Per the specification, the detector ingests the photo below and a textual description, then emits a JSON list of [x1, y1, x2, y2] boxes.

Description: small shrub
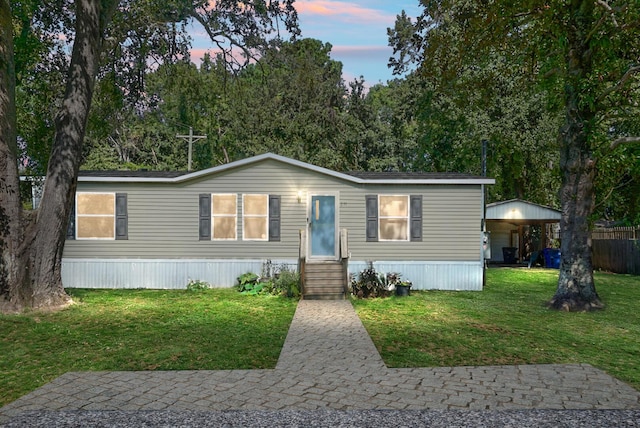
[[237, 272, 262, 294], [349, 264, 413, 298], [272, 267, 301, 298], [350, 262, 391, 298], [186, 279, 210, 291], [236, 268, 300, 298], [384, 272, 412, 288], [237, 272, 260, 291], [240, 281, 271, 295]]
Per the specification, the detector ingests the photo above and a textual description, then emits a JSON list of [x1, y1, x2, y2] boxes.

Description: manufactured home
[[62, 153, 495, 296]]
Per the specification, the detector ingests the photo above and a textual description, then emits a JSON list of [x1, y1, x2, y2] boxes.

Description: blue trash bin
[[502, 247, 518, 264], [543, 248, 561, 268]]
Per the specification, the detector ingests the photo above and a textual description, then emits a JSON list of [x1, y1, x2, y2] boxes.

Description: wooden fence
[[592, 226, 639, 240], [591, 226, 640, 275]]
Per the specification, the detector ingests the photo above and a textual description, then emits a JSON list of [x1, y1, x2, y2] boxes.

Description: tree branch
[[596, 0, 619, 26], [594, 176, 634, 211], [597, 65, 640, 103], [587, 1, 627, 43], [610, 136, 640, 151], [188, 10, 256, 69]]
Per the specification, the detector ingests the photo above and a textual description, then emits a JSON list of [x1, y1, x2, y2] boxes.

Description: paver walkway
[[1, 300, 639, 425]]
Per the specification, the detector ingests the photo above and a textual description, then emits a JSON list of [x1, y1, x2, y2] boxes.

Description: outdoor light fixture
[[297, 190, 304, 203]]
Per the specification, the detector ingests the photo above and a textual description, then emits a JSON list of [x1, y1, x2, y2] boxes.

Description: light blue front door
[[310, 195, 336, 259]]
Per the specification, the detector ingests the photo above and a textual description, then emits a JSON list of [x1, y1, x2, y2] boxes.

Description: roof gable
[[78, 153, 495, 185], [486, 199, 561, 221]]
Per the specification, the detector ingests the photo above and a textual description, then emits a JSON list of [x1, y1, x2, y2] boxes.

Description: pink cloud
[[190, 47, 214, 60], [296, 0, 393, 25]]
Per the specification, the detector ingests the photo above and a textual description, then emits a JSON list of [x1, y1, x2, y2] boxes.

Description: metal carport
[[485, 199, 561, 264]]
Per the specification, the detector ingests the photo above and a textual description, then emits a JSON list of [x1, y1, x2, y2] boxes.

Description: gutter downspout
[[482, 139, 488, 289]]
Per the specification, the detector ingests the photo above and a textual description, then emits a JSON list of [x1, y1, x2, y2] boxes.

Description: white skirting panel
[[61, 259, 297, 289], [62, 258, 483, 291], [348, 260, 484, 291]]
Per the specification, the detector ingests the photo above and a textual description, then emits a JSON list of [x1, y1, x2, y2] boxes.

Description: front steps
[[302, 261, 347, 300]]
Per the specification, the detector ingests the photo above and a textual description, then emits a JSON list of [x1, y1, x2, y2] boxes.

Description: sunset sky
[[189, 0, 421, 85]]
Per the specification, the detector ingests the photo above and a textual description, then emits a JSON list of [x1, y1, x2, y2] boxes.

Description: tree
[[11, 2, 65, 175], [390, 1, 640, 311], [344, 76, 420, 172], [0, 0, 298, 312], [222, 38, 350, 169], [411, 56, 561, 206], [83, 60, 213, 171], [82, 37, 426, 175], [83, 38, 370, 173], [142, 55, 236, 170]]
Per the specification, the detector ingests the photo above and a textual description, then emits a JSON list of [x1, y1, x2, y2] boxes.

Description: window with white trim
[[243, 194, 268, 240], [76, 192, 115, 239], [378, 195, 409, 241], [212, 194, 237, 240]]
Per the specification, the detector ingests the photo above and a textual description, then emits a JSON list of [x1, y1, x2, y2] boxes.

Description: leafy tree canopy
[[389, 0, 640, 310], [1, 0, 299, 311]]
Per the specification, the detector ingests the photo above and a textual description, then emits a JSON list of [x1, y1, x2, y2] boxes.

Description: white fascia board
[[486, 198, 561, 212], [77, 176, 174, 183], [362, 178, 496, 185]]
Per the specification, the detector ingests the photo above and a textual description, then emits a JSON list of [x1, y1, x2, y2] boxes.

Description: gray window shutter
[[199, 194, 211, 240], [115, 193, 128, 240], [66, 198, 76, 240], [410, 195, 422, 242], [269, 195, 281, 242], [365, 195, 378, 242]]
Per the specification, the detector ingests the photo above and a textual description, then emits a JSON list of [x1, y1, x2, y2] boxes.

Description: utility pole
[[177, 127, 206, 171]]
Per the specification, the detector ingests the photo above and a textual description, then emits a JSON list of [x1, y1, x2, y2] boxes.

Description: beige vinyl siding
[[65, 161, 308, 259], [344, 185, 481, 261], [64, 159, 482, 262]]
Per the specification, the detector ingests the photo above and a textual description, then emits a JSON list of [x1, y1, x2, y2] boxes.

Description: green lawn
[[353, 268, 640, 390], [0, 288, 297, 407], [2, 269, 638, 408]]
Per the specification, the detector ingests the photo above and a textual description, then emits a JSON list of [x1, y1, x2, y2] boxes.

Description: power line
[[176, 127, 207, 171]]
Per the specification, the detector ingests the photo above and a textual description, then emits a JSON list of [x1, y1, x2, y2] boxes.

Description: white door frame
[[307, 191, 340, 261]]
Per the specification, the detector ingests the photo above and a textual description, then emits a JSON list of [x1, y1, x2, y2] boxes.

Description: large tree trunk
[[548, 0, 603, 312], [26, 0, 106, 309], [0, 0, 26, 312], [548, 110, 603, 311], [1, 0, 116, 311]]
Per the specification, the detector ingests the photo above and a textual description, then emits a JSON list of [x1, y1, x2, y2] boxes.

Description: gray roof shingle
[[343, 171, 486, 180], [79, 170, 187, 178]]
